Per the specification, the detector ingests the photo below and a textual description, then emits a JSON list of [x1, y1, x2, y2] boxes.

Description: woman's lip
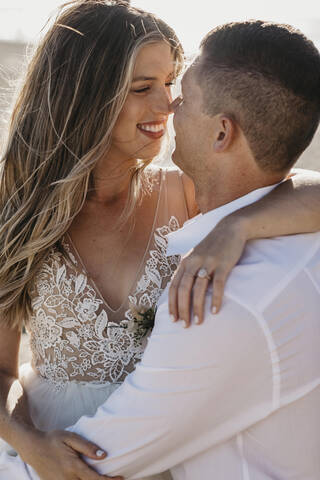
[[137, 121, 166, 139], [137, 120, 166, 126], [137, 126, 165, 139]]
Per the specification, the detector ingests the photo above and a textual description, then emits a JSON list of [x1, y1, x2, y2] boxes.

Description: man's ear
[[213, 115, 236, 152]]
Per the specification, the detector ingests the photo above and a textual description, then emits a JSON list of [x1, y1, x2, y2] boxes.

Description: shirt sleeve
[[67, 291, 274, 478]]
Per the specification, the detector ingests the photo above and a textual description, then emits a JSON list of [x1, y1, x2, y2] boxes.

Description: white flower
[[37, 280, 53, 296], [62, 279, 72, 296], [81, 358, 91, 371], [30, 309, 62, 358], [66, 331, 80, 349], [75, 298, 100, 323], [78, 324, 94, 339]]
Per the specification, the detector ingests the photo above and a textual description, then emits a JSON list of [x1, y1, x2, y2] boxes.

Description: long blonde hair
[[0, 0, 183, 328]]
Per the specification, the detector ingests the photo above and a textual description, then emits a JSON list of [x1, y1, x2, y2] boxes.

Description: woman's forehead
[[133, 42, 175, 78]]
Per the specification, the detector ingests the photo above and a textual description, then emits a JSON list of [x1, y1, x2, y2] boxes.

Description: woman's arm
[[232, 169, 320, 238], [169, 169, 320, 325], [0, 324, 117, 480], [0, 325, 33, 447]]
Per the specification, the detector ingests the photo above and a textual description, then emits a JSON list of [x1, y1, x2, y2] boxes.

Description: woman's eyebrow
[[132, 76, 156, 82], [132, 72, 175, 82]]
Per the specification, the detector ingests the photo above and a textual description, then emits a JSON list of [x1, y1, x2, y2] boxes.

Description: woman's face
[[109, 41, 176, 163]]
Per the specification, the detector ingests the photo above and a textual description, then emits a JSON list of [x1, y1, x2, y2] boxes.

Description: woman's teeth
[[138, 123, 164, 133]]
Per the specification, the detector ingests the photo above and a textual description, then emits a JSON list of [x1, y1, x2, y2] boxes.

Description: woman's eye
[[132, 81, 175, 93], [133, 86, 150, 93]]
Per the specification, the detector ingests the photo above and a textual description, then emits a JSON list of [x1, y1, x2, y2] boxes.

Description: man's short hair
[[198, 21, 320, 172]]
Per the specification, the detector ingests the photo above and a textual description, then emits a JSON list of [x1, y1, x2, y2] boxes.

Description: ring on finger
[[197, 267, 211, 280]]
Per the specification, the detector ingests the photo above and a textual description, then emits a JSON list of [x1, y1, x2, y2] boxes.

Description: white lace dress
[[17, 168, 188, 480]]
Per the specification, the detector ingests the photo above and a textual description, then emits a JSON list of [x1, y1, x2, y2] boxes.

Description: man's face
[[172, 61, 214, 175]]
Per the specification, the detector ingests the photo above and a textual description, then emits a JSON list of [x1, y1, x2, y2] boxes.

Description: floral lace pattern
[[28, 217, 181, 391]]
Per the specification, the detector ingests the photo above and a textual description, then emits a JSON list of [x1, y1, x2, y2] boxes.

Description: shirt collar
[[166, 183, 280, 257]]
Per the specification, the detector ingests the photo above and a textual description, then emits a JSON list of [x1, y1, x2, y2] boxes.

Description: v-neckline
[[64, 169, 163, 314]]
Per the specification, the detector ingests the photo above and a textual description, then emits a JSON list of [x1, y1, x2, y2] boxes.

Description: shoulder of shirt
[[153, 232, 320, 364], [223, 231, 320, 312]]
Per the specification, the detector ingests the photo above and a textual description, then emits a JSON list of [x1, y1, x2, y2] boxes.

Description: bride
[[1, 2, 320, 479]]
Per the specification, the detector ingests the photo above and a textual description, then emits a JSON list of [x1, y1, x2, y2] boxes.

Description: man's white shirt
[[1, 184, 320, 479]]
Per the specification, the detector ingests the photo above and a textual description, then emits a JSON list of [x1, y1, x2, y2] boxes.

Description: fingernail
[[170, 314, 176, 322], [194, 315, 200, 325], [212, 306, 217, 314], [182, 320, 188, 328], [96, 449, 105, 457]]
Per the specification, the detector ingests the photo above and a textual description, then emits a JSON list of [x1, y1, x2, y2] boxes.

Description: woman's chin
[[139, 144, 162, 161]]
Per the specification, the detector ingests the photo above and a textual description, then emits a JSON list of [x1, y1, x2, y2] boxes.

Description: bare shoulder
[[158, 168, 199, 218], [145, 166, 199, 217]]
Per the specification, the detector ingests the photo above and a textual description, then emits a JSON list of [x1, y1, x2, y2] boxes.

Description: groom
[[3, 20, 320, 479]]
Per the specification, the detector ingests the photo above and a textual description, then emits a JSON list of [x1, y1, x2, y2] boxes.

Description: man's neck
[[194, 169, 286, 214]]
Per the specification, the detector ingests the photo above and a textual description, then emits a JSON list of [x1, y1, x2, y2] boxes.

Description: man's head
[[173, 21, 320, 200]]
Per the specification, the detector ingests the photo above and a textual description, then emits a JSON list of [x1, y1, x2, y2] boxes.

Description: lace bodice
[[27, 169, 189, 391]]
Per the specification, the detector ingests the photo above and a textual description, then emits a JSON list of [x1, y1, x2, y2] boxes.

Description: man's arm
[[68, 292, 274, 478]]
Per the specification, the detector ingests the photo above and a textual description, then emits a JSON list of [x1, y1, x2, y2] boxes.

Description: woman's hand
[[19, 429, 123, 480], [169, 170, 320, 327], [169, 216, 248, 327]]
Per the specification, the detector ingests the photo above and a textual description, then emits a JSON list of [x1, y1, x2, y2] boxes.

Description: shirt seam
[[304, 266, 320, 296], [224, 291, 280, 410], [236, 433, 250, 480]]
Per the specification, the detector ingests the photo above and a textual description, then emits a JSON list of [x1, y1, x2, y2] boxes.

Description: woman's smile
[[137, 120, 166, 139]]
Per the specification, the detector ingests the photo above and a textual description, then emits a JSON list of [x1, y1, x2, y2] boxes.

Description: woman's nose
[[151, 87, 173, 115]]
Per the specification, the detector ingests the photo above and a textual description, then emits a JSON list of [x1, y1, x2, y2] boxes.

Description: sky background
[[0, 0, 319, 53], [0, 0, 319, 170]]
